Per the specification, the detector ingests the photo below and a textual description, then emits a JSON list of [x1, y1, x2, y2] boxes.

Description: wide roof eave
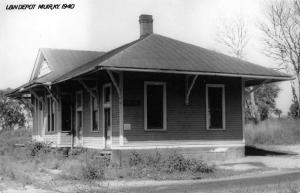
[[100, 66, 294, 81]]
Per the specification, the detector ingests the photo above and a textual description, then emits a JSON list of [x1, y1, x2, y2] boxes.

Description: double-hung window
[[90, 93, 99, 131], [144, 82, 167, 131], [47, 97, 55, 132], [76, 91, 83, 136], [206, 84, 225, 130]]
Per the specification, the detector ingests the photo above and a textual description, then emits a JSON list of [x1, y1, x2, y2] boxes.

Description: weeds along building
[[8, 15, 292, 161]]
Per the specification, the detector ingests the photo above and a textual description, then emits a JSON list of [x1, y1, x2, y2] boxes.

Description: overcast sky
[[0, 0, 293, 114]]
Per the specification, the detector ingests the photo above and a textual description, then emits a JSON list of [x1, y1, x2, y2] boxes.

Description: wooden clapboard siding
[[123, 72, 243, 142], [58, 132, 72, 147], [44, 134, 57, 146], [82, 137, 104, 149]]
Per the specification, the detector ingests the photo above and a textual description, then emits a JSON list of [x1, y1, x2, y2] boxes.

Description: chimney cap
[[139, 14, 153, 23]]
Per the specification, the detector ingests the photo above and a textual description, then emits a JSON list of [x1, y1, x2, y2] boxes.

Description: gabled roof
[[7, 48, 105, 96], [54, 34, 292, 85], [32, 48, 105, 83], [53, 39, 140, 83], [98, 34, 291, 79], [9, 33, 293, 97]]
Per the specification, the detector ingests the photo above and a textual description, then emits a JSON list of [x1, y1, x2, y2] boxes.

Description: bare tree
[[260, 0, 300, 117], [217, 15, 250, 59], [217, 15, 259, 121]]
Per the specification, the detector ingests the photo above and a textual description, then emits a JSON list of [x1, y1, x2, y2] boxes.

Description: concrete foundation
[[111, 145, 245, 165]]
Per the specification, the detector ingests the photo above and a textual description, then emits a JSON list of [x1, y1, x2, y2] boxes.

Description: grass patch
[[245, 118, 300, 145], [60, 150, 215, 181]]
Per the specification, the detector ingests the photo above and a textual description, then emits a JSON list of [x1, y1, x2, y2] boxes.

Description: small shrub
[[26, 141, 51, 156], [187, 159, 215, 173], [125, 150, 214, 179], [68, 147, 86, 157], [145, 150, 162, 167], [164, 152, 187, 172], [162, 152, 215, 174], [129, 151, 143, 166], [80, 156, 107, 180]]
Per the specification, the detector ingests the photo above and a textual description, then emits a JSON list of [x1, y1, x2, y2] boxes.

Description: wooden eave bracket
[[29, 90, 45, 106], [44, 86, 59, 103], [185, 75, 198, 105], [106, 70, 121, 97], [77, 78, 97, 99], [245, 80, 269, 98]]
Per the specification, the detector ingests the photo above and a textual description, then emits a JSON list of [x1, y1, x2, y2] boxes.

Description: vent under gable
[[37, 59, 52, 78]]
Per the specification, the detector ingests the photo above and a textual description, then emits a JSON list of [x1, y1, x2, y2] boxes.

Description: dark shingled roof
[[54, 34, 292, 84], [53, 39, 140, 83], [98, 34, 291, 78], [9, 33, 293, 97]]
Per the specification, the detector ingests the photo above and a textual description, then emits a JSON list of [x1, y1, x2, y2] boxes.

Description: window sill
[[45, 131, 56, 134], [144, 129, 167, 132], [61, 131, 71, 133], [207, 128, 226, 130]]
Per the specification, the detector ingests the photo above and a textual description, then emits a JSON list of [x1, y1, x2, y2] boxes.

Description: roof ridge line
[[40, 47, 105, 53]]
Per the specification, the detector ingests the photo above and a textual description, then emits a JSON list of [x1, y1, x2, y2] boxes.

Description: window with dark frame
[[104, 86, 111, 103], [47, 98, 51, 132], [76, 91, 83, 137], [47, 97, 55, 132], [51, 99, 55, 132], [207, 85, 225, 129], [145, 82, 166, 130], [76, 92, 82, 108], [39, 101, 42, 111], [91, 96, 99, 131]]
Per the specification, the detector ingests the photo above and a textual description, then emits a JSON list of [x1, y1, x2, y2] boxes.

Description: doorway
[[61, 94, 72, 132]]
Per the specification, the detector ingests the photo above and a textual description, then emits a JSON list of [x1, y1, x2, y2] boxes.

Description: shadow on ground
[[245, 146, 298, 156]]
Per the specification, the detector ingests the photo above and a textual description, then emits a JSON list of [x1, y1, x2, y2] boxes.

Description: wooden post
[[241, 78, 245, 143], [106, 70, 124, 146], [119, 72, 124, 146]]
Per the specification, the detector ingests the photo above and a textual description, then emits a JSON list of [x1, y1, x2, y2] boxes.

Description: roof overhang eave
[[6, 82, 49, 98], [52, 67, 100, 84], [100, 66, 294, 81]]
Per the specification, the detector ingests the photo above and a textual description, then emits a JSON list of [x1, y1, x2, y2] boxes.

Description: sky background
[[0, 0, 293, 114]]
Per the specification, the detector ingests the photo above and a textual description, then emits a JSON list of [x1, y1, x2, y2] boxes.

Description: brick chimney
[[139, 14, 153, 38]]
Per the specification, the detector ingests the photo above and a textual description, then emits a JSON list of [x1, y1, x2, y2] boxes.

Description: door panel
[[61, 95, 72, 132], [104, 108, 111, 148]]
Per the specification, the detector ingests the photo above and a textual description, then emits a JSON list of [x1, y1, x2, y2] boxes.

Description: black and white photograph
[[0, 0, 300, 192]]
